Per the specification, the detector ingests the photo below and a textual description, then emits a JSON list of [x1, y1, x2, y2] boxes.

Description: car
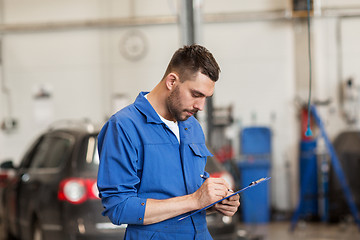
[[0, 120, 126, 240], [0, 120, 239, 240], [0, 161, 16, 240]]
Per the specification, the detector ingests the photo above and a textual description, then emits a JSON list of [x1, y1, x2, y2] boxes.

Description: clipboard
[[178, 177, 271, 222]]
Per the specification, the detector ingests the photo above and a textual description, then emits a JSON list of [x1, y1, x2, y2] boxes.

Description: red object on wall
[[300, 107, 314, 141], [214, 145, 234, 164]]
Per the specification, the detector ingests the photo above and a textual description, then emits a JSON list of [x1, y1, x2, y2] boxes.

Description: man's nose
[[194, 98, 206, 111]]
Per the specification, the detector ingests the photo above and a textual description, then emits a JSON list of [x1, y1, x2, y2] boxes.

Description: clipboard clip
[[249, 177, 268, 186]]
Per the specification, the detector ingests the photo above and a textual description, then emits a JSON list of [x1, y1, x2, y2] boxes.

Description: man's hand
[[192, 178, 232, 209], [213, 193, 240, 216], [143, 177, 240, 224]]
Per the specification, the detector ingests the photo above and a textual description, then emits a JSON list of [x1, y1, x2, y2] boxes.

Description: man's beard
[[167, 86, 197, 121]]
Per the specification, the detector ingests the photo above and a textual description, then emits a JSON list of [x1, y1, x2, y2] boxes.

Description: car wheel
[[0, 218, 5, 240], [32, 220, 43, 240], [0, 218, 17, 240]]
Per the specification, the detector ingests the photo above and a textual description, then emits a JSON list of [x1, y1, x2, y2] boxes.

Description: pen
[[200, 174, 234, 193]]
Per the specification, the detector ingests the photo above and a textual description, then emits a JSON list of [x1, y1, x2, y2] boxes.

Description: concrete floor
[[1, 220, 360, 240], [237, 221, 360, 240]]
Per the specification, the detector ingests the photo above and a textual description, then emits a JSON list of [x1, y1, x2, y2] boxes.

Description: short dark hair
[[163, 44, 220, 82]]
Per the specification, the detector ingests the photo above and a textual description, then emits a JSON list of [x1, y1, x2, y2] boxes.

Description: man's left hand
[[213, 193, 240, 216]]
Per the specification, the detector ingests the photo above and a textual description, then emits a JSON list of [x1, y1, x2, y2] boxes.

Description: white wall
[[203, 0, 286, 13], [1, 0, 360, 212], [1, 30, 105, 152], [0, 0, 180, 162], [322, 0, 360, 8], [341, 18, 360, 87], [203, 20, 297, 210], [102, 25, 180, 108]]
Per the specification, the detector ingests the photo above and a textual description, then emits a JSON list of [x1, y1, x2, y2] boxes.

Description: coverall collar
[[134, 91, 193, 132], [134, 91, 166, 124]]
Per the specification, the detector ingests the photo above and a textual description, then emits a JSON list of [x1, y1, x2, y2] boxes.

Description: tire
[[0, 217, 17, 240], [32, 220, 43, 240], [0, 220, 6, 240]]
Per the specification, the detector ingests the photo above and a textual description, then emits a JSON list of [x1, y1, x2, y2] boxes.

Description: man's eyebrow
[[191, 89, 213, 98]]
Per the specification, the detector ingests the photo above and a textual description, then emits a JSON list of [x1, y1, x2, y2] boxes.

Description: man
[[97, 44, 240, 239]]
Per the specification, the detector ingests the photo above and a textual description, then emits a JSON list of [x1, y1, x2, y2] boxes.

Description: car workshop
[[1, 0, 360, 240]]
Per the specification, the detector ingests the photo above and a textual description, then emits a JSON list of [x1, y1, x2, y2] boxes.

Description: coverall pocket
[[149, 232, 173, 240], [149, 231, 159, 240], [149, 231, 207, 240], [189, 143, 212, 158]]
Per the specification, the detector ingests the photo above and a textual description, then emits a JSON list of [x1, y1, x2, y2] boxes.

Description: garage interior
[[1, 0, 360, 239]]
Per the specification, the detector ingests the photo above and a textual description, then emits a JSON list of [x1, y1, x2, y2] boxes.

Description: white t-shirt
[[145, 94, 180, 143]]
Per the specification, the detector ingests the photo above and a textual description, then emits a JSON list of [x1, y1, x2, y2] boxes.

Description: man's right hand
[[191, 177, 230, 209]]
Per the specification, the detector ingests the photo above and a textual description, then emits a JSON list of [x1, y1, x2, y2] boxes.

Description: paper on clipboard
[[178, 177, 271, 222]]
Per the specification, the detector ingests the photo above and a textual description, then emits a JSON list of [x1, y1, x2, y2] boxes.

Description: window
[[77, 136, 99, 171], [30, 135, 72, 169]]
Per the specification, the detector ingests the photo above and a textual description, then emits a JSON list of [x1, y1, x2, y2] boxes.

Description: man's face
[[167, 72, 215, 121]]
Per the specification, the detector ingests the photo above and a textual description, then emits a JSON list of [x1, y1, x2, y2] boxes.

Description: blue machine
[[241, 127, 271, 156], [299, 140, 318, 217], [291, 105, 360, 231], [238, 127, 271, 223]]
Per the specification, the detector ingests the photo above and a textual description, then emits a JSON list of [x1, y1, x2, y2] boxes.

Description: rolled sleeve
[[125, 197, 147, 224], [97, 119, 146, 225], [102, 195, 147, 225]]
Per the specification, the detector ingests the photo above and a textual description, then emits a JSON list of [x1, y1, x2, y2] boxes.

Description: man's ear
[[165, 73, 179, 91]]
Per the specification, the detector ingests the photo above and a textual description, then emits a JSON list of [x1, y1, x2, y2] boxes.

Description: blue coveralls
[[97, 92, 214, 239]]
